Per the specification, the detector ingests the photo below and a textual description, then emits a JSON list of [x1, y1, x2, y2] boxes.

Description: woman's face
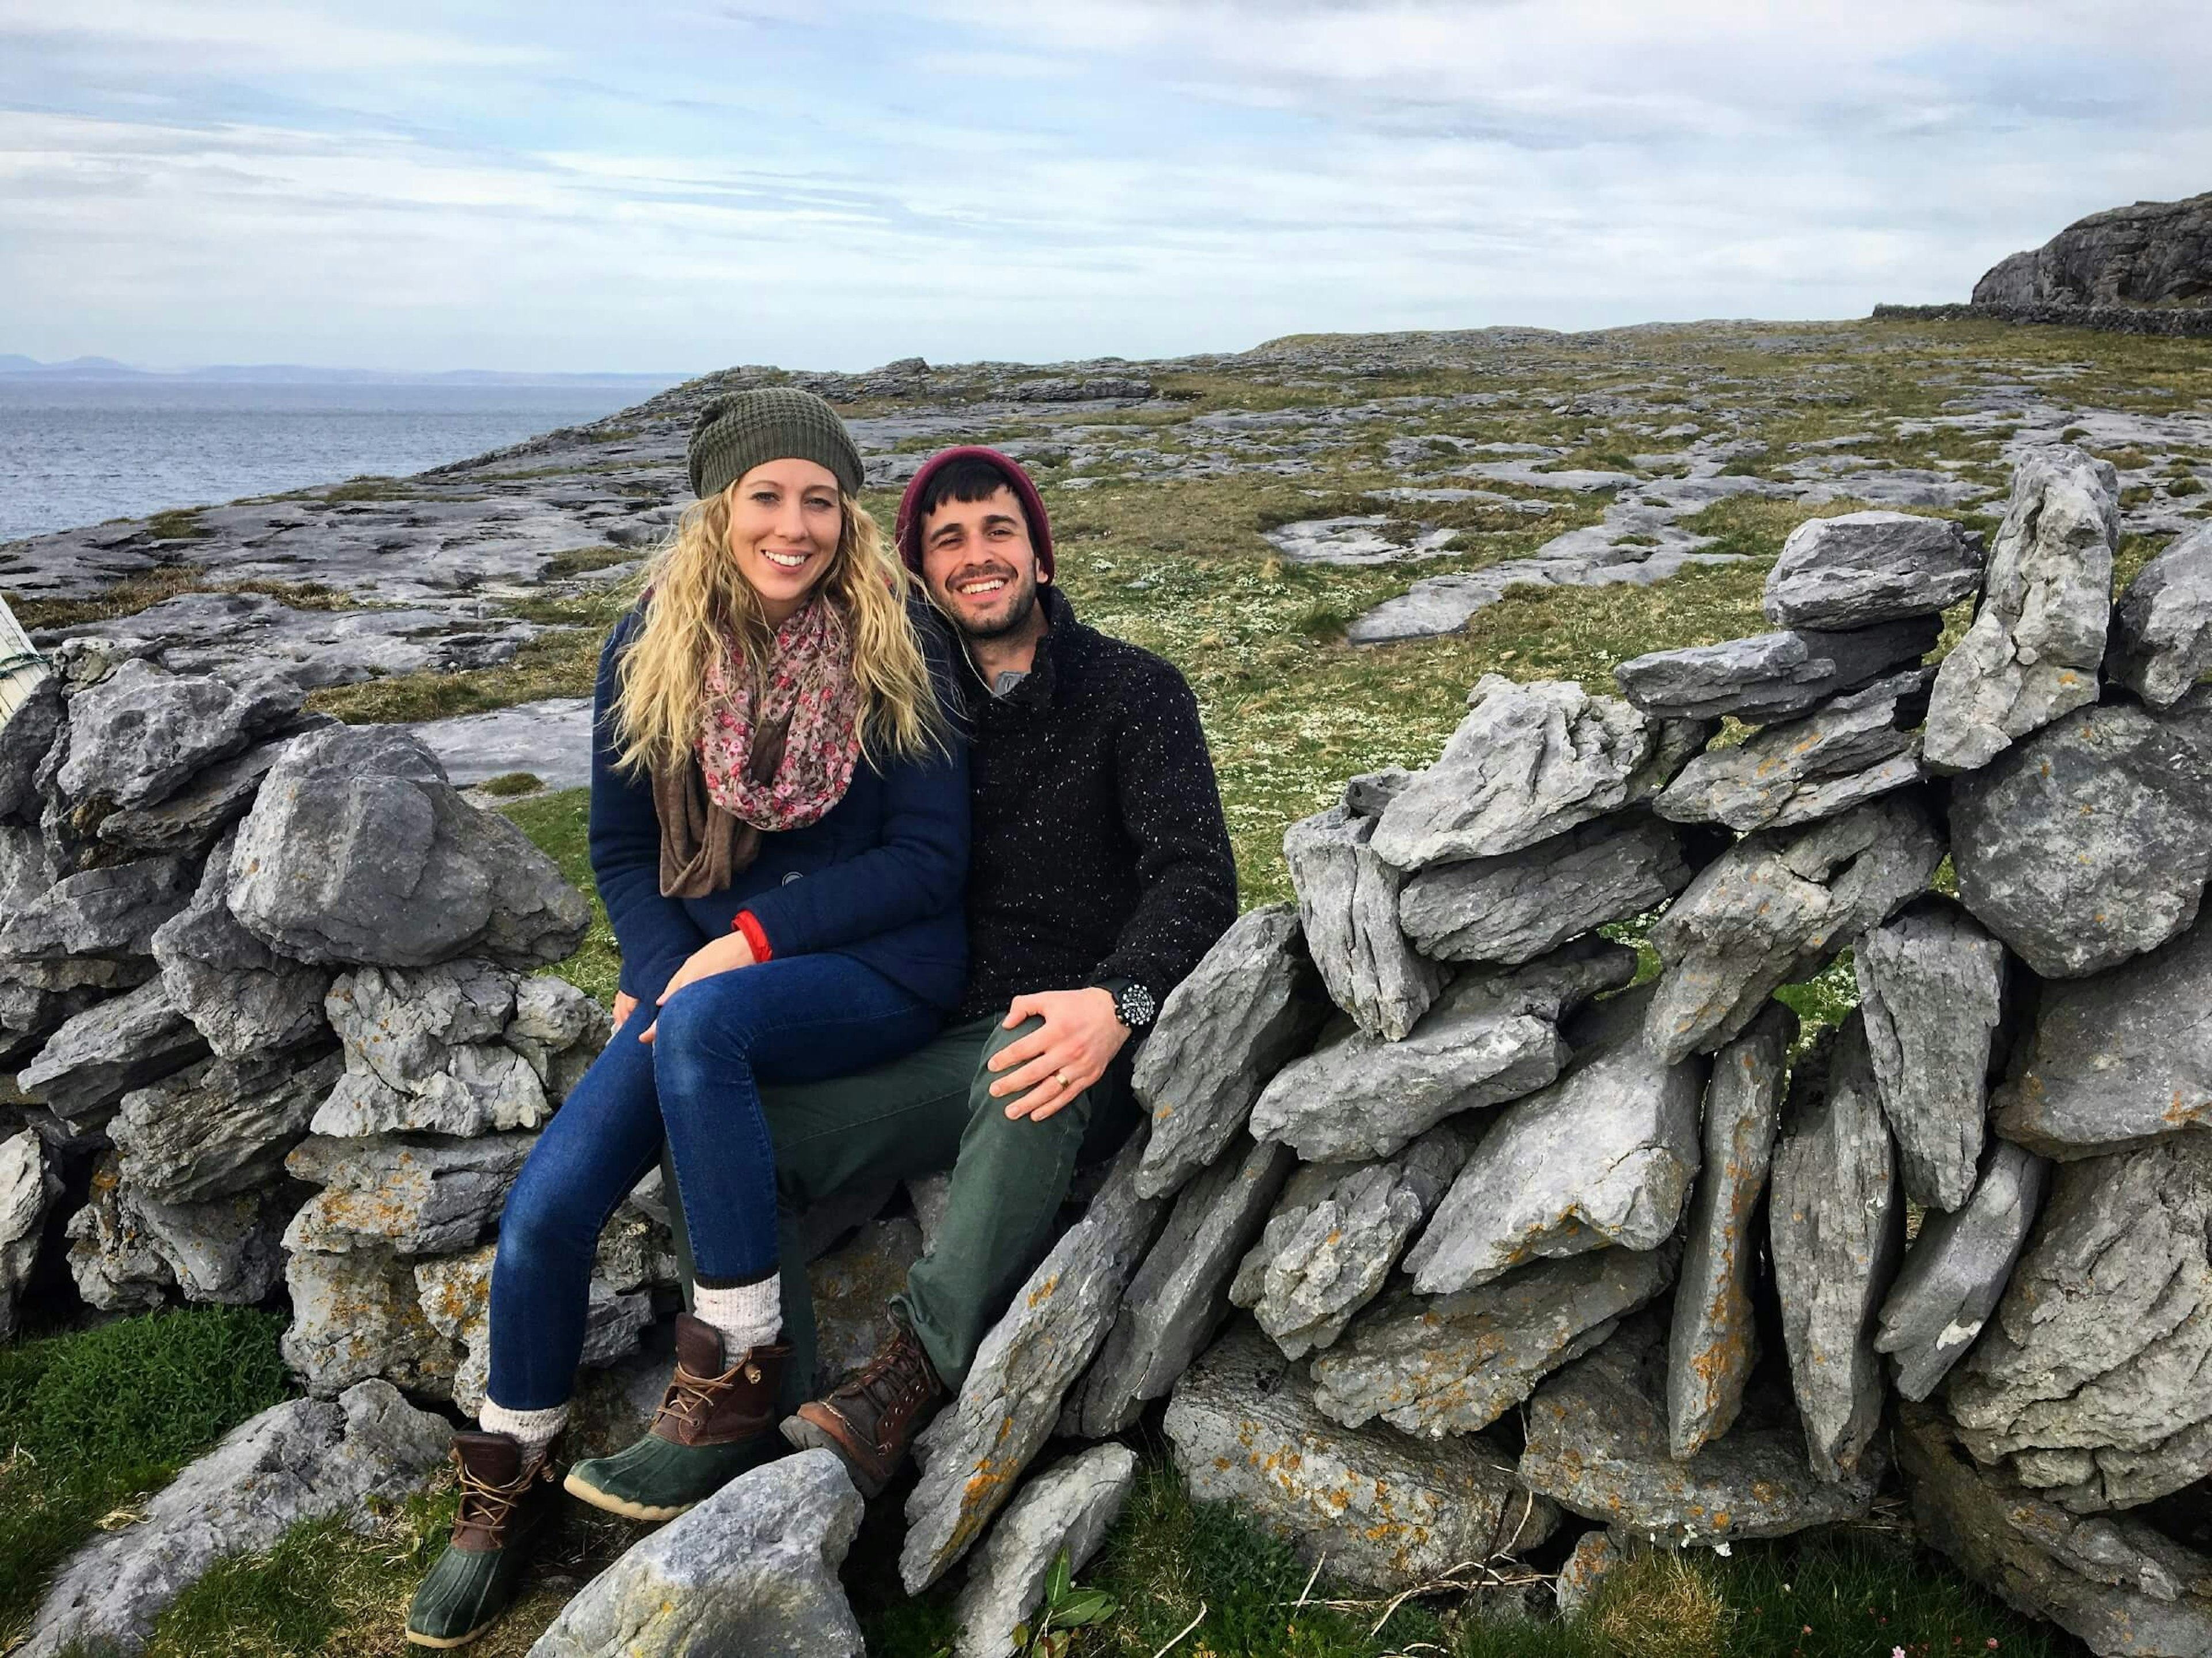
[[725, 458, 843, 624]]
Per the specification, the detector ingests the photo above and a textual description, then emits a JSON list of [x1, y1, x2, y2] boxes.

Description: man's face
[[919, 484, 1041, 641]]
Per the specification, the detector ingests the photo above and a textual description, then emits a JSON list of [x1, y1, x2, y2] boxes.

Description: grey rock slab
[[1229, 1125, 1465, 1359], [1768, 1015, 1905, 1483], [1400, 812, 1692, 965], [528, 1449, 864, 1658], [952, 1444, 1138, 1658], [1924, 446, 2119, 772], [1066, 1135, 1293, 1436], [1165, 1320, 1560, 1591], [228, 724, 589, 968], [409, 695, 594, 790], [902, 1135, 1170, 1593], [1762, 510, 1985, 629], [2107, 523, 2212, 706], [1407, 984, 1704, 1294], [1310, 1241, 1677, 1438], [19, 976, 209, 1127], [111, 1045, 341, 1202], [1875, 1139, 2050, 1402], [1666, 1000, 1796, 1460], [0, 1126, 59, 1340], [151, 829, 334, 1059], [1522, 1312, 1881, 1544], [0, 854, 195, 983], [1644, 792, 1944, 1063], [21, 1380, 447, 1658], [1950, 690, 2212, 979], [283, 1132, 535, 1255], [1370, 675, 1710, 867], [1654, 669, 1930, 833], [312, 960, 555, 1137], [1855, 896, 2009, 1208], [80, 1179, 292, 1307], [53, 656, 301, 811], [1991, 913, 2212, 1159], [1133, 903, 1327, 1200], [94, 725, 314, 858], [1613, 617, 1940, 724], [0, 819, 59, 918], [1250, 937, 1637, 1163], [1949, 1132, 2212, 1513], [283, 1244, 462, 1398], [0, 672, 63, 821], [1898, 1399, 2212, 1658], [1285, 790, 1440, 1041]]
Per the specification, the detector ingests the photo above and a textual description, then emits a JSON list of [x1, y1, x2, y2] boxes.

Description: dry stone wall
[[6, 441, 2212, 1656]]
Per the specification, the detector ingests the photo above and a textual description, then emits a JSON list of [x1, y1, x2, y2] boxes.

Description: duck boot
[[781, 1318, 944, 1498], [404, 1430, 559, 1649], [563, 1312, 790, 1521]]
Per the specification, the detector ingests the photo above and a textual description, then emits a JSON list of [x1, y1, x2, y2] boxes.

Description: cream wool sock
[[692, 1275, 782, 1359], [478, 1399, 569, 1462]]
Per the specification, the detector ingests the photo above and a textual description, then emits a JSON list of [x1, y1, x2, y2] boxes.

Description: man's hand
[[637, 932, 757, 1043], [987, 988, 1128, 1121]]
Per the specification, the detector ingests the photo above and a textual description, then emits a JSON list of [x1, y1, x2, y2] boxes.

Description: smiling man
[[748, 444, 1238, 1494]]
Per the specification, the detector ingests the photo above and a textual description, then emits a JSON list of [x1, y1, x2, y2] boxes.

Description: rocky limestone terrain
[[5, 317, 2212, 1655]]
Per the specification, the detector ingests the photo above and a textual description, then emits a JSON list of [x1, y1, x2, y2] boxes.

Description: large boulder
[[109, 1046, 340, 1202], [1406, 983, 1704, 1294], [1399, 811, 1692, 964], [1949, 1133, 2212, 1513], [1768, 1016, 1905, 1482], [21, 1380, 447, 1658], [528, 1450, 865, 1658], [1949, 689, 2212, 979], [1645, 793, 1943, 1063], [51, 657, 301, 814], [1285, 783, 1440, 1041], [67, 1160, 291, 1308], [1923, 447, 2118, 773], [1613, 618, 1938, 723], [1990, 913, 2212, 1159], [1065, 1135, 1291, 1436], [1309, 1241, 1677, 1437], [1132, 903, 1326, 1199], [1653, 669, 1930, 833], [150, 830, 333, 1060], [1666, 1000, 1796, 1459], [952, 1445, 1138, 1658], [227, 724, 589, 968], [1854, 896, 2009, 1209], [1972, 190, 2212, 308], [1369, 676, 1707, 869], [1165, 1322, 1560, 1591], [1521, 1313, 1881, 1545], [1898, 1400, 2212, 1658], [1762, 510, 1984, 630], [1250, 937, 1635, 1162], [2107, 524, 2212, 707], [1874, 1140, 2049, 1402], [282, 1245, 462, 1398], [1229, 1125, 1465, 1359], [902, 1136, 1169, 1593]]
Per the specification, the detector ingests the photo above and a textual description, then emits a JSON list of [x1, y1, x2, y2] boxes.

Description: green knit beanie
[[685, 388, 865, 501]]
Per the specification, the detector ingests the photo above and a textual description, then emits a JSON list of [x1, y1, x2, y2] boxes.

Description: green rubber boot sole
[[406, 1535, 528, 1649], [563, 1430, 782, 1521]]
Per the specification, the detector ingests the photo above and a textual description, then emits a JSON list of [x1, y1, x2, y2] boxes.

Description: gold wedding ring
[[1055, 1070, 1073, 1088]]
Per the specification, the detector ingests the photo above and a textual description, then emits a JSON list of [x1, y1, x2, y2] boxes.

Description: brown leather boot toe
[[780, 1320, 943, 1498]]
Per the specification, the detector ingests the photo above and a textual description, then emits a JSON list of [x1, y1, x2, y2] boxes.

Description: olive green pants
[[659, 1013, 1134, 1405]]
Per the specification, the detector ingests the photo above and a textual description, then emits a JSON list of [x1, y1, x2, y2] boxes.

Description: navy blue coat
[[588, 601, 969, 1013]]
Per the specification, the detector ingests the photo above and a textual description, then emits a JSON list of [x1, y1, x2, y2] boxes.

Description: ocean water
[[0, 380, 674, 543]]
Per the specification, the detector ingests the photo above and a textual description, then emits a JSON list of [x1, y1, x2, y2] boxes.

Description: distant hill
[[0, 357, 688, 387], [1975, 191, 2211, 309]]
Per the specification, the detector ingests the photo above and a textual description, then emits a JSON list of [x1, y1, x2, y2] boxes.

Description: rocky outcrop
[[1973, 191, 2212, 310], [953, 1445, 1138, 1658], [528, 1450, 865, 1658], [1614, 618, 1937, 724]]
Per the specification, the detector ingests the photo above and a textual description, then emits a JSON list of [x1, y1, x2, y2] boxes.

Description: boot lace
[[653, 1354, 760, 1434], [452, 1447, 540, 1540], [839, 1331, 937, 1448]]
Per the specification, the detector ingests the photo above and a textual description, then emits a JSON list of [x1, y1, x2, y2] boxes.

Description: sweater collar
[[963, 585, 1081, 713]]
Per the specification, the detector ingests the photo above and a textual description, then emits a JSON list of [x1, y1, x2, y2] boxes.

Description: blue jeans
[[485, 954, 940, 1412]]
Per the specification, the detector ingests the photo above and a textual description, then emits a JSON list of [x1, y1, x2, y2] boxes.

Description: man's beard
[[948, 572, 1039, 641]]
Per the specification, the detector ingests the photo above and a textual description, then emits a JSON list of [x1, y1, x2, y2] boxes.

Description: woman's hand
[[637, 933, 757, 1043], [613, 991, 639, 1030], [986, 989, 1129, 1121]]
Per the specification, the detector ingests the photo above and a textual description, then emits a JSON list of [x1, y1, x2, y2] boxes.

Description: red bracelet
[[731, 909, 773, 963]]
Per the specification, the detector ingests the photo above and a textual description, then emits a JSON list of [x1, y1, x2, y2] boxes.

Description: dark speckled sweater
[[956, 585, 1237, 1024]]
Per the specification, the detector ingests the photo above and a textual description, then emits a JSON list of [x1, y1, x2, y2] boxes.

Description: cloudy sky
[[3, 0, 2207, 373]]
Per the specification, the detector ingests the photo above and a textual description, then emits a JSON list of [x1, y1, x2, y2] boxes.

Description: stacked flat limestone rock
[[895, 450, 2212, 1657]]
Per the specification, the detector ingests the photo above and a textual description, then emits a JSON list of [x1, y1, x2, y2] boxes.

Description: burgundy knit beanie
[[895, 446, 1055, 582]]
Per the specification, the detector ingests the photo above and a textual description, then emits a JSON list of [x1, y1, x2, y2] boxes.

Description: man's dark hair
[[915, 456, 1027, 529]]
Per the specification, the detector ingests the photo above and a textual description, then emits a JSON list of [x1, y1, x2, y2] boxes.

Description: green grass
[[0, 1307, 294, 1647], [145, 508, 211, 542], [474, 770, 546, 797], [497, 786, 619, 1006]]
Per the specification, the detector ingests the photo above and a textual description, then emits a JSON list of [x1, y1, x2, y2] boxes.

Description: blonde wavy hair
[[608, 480, 944, 781]]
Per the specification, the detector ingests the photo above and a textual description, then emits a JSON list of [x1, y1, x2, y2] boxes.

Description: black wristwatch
[[1100, 979, 1157, 1032]]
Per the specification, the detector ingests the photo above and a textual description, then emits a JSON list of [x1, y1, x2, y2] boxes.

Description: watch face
[[1119, 983, 1157, 1029]]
